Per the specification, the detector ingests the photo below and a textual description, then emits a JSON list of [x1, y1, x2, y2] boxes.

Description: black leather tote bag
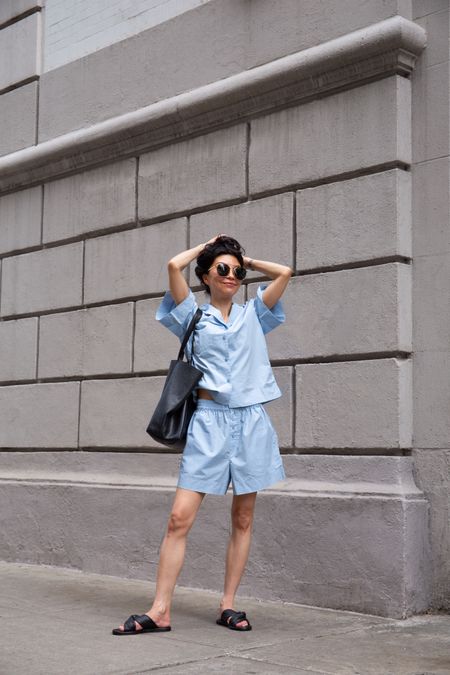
[[146, 308, 203, 448]]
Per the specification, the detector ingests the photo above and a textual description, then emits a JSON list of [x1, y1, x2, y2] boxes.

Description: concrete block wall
[[0, 0, 446, 617], [0, 79, 415, 454]]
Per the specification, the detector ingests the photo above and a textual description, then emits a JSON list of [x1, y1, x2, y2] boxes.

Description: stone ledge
[[0, 16, 426, 193], [0, 452, 423, 497], [0, 477, 425, 501]]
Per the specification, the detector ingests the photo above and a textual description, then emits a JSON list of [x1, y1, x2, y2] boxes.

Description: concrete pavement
[[0, 561, 449, 675]]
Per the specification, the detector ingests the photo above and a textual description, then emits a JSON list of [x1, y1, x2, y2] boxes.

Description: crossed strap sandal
[[216, 608, 252, 631], [112, 613, 172, 636]]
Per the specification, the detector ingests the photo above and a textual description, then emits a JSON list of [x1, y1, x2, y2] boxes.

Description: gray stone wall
[[0, 0, 447, 617], [411, 0, 450, 610]]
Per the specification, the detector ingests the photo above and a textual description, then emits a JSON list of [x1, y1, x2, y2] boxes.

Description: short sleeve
[[155, 289, 199, 340], [253, 283, 286, 334]]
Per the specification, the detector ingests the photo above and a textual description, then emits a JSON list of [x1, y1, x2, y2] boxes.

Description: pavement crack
[[221, 652, 334, 674], [227, 624, 383, 656]]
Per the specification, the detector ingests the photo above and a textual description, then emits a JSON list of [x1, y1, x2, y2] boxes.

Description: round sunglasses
[[207, 262, 247, 280]]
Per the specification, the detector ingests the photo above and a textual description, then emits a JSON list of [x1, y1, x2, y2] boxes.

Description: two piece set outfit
[[156, 283, 286, 496]]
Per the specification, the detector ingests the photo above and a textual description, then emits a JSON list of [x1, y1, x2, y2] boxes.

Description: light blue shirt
[[155, 283, 285, 407]]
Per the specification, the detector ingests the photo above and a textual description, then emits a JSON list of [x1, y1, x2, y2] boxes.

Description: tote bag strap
[[177, 307, 202, 362]]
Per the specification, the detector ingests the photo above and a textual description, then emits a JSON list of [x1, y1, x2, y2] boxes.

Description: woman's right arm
[[167, 235, 219, 305]]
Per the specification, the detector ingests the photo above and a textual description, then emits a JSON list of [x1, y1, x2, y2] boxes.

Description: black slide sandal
[[112, 613, 172, 635], [216, 609, 252, 631]]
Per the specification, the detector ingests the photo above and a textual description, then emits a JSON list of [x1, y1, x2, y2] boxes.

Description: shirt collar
[[200, 301, 239, 326]]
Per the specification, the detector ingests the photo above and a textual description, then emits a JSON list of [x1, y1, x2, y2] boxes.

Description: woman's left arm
[[243, 257, 293, 309]]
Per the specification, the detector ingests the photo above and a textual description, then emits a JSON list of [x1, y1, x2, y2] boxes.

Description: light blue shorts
[[177, 399, 286, 496]]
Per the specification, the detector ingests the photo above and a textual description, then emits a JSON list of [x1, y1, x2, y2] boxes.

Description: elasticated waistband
[[196, 398, 262, 411]]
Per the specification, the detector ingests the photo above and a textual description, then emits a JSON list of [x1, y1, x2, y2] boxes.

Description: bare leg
[[116, 487, 205, 632], [219, 491, 257, 629]]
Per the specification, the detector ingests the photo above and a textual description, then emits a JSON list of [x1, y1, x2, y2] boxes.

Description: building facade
[[0, 0, 448, 618]]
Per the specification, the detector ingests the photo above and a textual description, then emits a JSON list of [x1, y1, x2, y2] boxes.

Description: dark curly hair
[[195, 235, 245, 295]]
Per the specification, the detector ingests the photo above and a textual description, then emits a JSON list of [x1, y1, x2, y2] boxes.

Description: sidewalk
[[0, 562, 449, 675]]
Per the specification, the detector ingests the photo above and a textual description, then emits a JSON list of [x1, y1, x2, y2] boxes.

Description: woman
[[113, 234, 292, 635]]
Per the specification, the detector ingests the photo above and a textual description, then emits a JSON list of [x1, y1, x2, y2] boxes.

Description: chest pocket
[[194, 328, 226, 359]]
